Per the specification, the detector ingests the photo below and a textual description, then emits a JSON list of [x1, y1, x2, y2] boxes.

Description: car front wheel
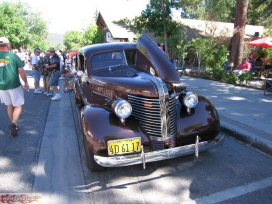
[[83, 136, 104, 172]]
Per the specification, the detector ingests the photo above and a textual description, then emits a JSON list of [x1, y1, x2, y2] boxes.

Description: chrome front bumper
[[94, 134, 224, 168]]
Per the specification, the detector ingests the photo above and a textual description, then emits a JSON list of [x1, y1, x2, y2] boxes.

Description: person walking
[[32, 48, 43, 94], [46, 47, 61, 101], [0, 37, 29, 136]]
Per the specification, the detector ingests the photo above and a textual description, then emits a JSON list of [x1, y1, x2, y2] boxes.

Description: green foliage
[[190, 37, 228, 69], [212, 68, 226, 81], [175, 0, 272, 27], [0, 1, 48, 49], [124, 0, 179, 43], [31, 40, 50, 53], [211, 68, 236, 84], [247, 0, 272, 27], [175, 0, 235, 22], [223, 72, 237, 84], [237, 72, 253, 83], [82, 24, 103, 45], [63, 30, 83, 51]]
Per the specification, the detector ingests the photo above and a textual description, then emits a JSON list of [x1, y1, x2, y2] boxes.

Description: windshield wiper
[[109, 64, 122, 71]]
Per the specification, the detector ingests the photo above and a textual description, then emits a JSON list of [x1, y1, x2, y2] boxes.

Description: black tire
[[83, 135, 104, 172]]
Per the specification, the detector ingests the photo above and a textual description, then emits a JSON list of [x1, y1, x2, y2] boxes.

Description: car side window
[[125, 50, 136, 65], [77, 54, 86, 71]]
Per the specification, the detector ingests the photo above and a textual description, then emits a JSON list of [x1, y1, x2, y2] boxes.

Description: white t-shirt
[[31, 54, 39, 68], [58, 54, 64, 66]]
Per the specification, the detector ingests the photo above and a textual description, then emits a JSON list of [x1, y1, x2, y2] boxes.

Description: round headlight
[[182, 92, 198, 108], [112, 99, 132, 119]]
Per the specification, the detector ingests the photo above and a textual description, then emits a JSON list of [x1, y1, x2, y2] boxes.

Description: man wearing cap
[[0, 37, 29, 136], [46, 47, 61, 101], [32, 48, 43, 94]]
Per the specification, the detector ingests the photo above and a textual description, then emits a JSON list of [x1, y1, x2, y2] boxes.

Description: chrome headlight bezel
[[180, 92, 198, 108], [112, 99, 132, 119]]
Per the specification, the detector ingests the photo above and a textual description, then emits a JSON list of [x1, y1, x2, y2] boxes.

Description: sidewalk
[[179, 76, 272, 156], [32, 79, 88, 204]]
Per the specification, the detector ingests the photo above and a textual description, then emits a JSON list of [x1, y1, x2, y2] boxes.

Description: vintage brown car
[[74, 35, 224, 172]]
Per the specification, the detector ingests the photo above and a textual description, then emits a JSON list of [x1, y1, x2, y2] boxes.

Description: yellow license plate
[[108, 137, 141, 156]]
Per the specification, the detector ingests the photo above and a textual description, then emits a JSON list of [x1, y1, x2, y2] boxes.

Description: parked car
[[67, 50, 78, 67], [74, 35, 224, 172]]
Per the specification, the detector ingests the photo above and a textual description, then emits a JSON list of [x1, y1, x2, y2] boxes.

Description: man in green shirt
[[0, 37, 29, 136]]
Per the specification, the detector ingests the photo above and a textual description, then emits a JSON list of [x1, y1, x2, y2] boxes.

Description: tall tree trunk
[[161, 0, 168, 56], [231, 0, 249, 69]]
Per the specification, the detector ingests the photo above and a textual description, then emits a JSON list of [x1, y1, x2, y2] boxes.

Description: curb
[[220, 122, 272, 157]]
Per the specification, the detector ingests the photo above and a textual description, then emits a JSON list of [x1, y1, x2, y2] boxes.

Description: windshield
[[91, 51, 128, 71]]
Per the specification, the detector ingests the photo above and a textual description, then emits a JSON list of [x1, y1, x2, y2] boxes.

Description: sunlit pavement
[[180, 76, 272, 156]]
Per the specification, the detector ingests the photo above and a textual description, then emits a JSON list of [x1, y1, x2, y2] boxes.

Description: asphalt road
[[72, 90, 272, 204], [0, 69, 50, 193], [81, 135, 272, 204], [1, 71, 272, 204]]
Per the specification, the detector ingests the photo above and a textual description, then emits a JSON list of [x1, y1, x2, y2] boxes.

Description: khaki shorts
[[42, 75, 50, 84], [0, 86, 24, 106]]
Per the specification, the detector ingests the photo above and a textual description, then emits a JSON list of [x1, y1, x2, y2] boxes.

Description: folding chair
[[264, 77, 272, 95]]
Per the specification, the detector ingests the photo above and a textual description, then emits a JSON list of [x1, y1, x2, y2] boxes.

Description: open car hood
[[136, 35, 180, 84]]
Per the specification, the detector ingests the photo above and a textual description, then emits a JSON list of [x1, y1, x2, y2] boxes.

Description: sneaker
[[47, 93, 53, 96], [44, 92, 48, 95], [34, 89, 43, 94], [59, 77, 64, 79], [8, 123, 18, 136], [51, 94, 61, 101]]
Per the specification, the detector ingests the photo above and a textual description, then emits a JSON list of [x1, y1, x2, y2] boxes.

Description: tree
[[231, 0, 249, 69], [82, 24, 103, 46], [133, 0, 179, 55], [247, 0, 272, 27], [175, 0, 235, 22], [175, 0, 272, 27], [0, 1, 48, 50], [63, 30, 83, 51]]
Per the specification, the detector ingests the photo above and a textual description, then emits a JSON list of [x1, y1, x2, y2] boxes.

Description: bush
[[200, 71, 212, 79], [222, 72, 236, 84], [237, 72, 253, 84], [212, 68, 226, 81]]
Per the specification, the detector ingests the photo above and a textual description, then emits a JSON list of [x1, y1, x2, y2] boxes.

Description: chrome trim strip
[[94, 134, 225, 167]]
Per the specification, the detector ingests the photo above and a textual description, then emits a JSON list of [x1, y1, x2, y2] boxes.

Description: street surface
[[72, 95, 272, 204], [0, 69, 272, 203], [0, 68, 50, 193]]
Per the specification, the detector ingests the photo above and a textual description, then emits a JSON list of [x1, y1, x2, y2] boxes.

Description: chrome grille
[[128, 94, 177, 149]]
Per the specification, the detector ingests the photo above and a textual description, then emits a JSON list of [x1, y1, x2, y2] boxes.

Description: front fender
[[81, 105, 148, 156], [176, 95, 220, 141]]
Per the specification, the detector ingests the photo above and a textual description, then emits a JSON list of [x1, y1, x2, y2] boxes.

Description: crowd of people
[[0, 36, 68, 136], [12, 46, 67, 98], [223, 51, 272, 75]]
